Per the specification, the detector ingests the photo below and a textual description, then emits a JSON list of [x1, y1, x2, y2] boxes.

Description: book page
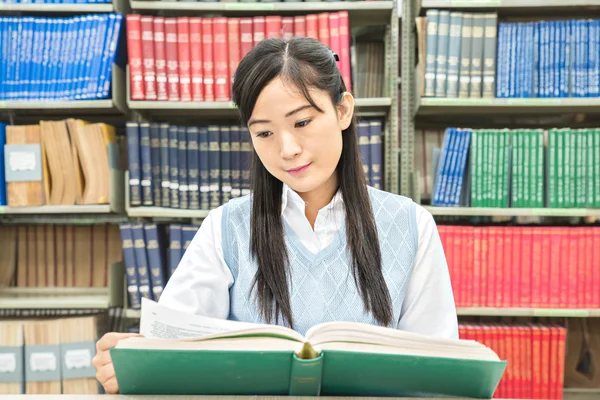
[[139, 298, 265, 340]]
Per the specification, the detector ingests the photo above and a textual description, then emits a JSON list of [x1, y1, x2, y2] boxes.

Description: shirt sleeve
[[158, 206, 233, 319], [397, 204, 459, 339]]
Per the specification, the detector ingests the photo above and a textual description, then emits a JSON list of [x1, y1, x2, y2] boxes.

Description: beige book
[[92, 225, 107, 287], [16, 226, 27, 287], [45, 225, 56, 287], [23, 320, 61, 394], [73, 226, 92, 287], [26, 226, 36, 287], [55, 226, 66, 287], [35, 226, 46, 287], [65, 226, 75, 287], [0, 321, 24, 394], [0, 226, 17, 287], [59, 316, 101, 394], [66, 119, 87, 204], [6, 125, 44, 207]]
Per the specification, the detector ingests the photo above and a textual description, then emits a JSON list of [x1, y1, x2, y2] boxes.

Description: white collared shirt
[[159, 185, 459, 339]]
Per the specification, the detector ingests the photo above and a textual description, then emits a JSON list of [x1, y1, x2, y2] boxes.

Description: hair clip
[[332, 52, 340, 61]]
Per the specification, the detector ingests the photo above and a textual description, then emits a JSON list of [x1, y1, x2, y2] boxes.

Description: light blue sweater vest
[[221, 187, 418, 335]]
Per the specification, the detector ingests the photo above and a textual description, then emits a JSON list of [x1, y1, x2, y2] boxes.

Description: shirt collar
[[281, 183, 344, 216]]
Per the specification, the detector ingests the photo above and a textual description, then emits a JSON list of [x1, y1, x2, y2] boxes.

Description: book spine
[[239, 18, 253, 58], [199, 127, 210, 210], [209, 125, 221, 208], [317, 13, 329, 48], [177, 17, 192, 102], [126, 122, 142, 207], [294, 16, 306, 37], [253, 16, 265, 47], [469, 15, 484, 98], [434, 11, 450, 97], [143, 223, 166, 301], [131, 223, 152, 300], [423, 10, 439, 97], [159, 124, 171, 207], [189, 17, 204, 102], [502, 228, 512, 308], [178, 126, 189, 210], [482, 13, 497, 98], [140, 16, 157, 101], [153, 17, 169, 101], [230, 126, 241, 198], [214, 17, 229, 101], [169, 125, 179, 208], [118, 223, 141, 309], [187, 127, 200, 210], [531, 230, 542, 308], [369, 120, 382, 190], [220, 126, 232, 204], [494, 227, 504, 308], [241, 127, 252, 196], [338, 11, 351, 92], [446, 12, 462, 98], [228, 18, 241, 91], [282, 16, 293, 40], [150, 123, 162, 207], [458, 14, 472, 98], [126, 15, 145, 100], [306, 14, 318, 40], [202, 18, 215, 102], [287, 354, 323, 396], [164, 18, 180, 101], [168, 224, 182, 276], [139, 123, 153, 206]]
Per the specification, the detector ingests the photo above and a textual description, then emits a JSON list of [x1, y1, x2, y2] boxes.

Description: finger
[[97, 333, 143, 352], [96, 363, 116, 386], [92, 349, 113, 368], [102, 377, 120, 395]]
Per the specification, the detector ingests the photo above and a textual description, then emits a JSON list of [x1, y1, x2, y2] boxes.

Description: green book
[[111, 302, 506, 398]]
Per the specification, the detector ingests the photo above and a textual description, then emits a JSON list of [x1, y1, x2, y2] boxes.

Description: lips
[[287, 163, 311, 175]]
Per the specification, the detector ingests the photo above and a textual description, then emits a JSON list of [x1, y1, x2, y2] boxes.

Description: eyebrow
[[248, 104, 313, 127]]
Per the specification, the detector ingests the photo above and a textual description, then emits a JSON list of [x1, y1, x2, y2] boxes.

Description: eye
[[256, 131, 272, 138], [295, 119, 311, 128]]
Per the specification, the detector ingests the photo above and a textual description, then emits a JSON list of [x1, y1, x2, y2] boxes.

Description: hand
[[92, 332, 143, 394]]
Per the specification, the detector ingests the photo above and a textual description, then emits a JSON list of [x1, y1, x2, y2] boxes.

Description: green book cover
[[110, 300, 507, 399], [586, 129, 594, 207], [557, 129, 565, 208], [569, 130, 577, 208], [547, 129, 556, 208], [470, 130, 479, 207], [535, 130, 544, 208], [595, 129, 600, 207], [523, 131, 530, 208]]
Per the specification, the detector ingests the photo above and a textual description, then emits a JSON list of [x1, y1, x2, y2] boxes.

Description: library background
[[0, 0, 599, 397]]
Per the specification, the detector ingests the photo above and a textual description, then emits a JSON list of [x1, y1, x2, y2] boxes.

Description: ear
[[336, 92, 355, 131]]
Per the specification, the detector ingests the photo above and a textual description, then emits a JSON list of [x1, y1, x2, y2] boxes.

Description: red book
[[548, 326, 558, 400], [559, 228, 570, 307], [532, 325, 542, 399], [202, 18, 215, 102], [549, 228, 562, 307], [511, 228, 522, 309], [338, 11, 352, 91], [503, 228, 513, 308], [556, 327, 567, 400], [491, 325, 502, 398], [176, 17, 192, 102], [472, 227, 481, 307], [464, 226, 474, 307], [152, 17, 168, 101], [317, 13, 330, 48], [213, 17, 230, 102], [521, 228, 532, 308], [487, 228, 497, 308], [306, 14, 318, 40], [480, 228, 488, 307], [140, 16, 157, 100], [253, 16, 265, 47], [282, 17, 294, 40], [293, 16, 306, 37], [540, 326, 551, 400], [265, 16, 282, 39], [522, 326, 531, 398], [531, 229, 542, 308], [584, 228, 594, 308], [329, 13, 341, 72], [504, 325, 513, 399], [164, 18, 180, 101], [126, 15, 145, 100], [494, 227, 504, 308], [239, 18, 253, 58], [593, 228, 600, 307], [512, 326, 521, 399], [189, 17, 204, 102], [452, 227, 462, 307], [568, 229, 578, 307], [227, 18, 241, 90], [577, 227, 587, 308], [540, 228, 551, 308]]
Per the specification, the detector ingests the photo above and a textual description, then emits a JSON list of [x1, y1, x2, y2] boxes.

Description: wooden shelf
[[126, 207, 210, 219], [425, 206, 600, 217], [421, 0, 600, 9], [457, 308, 600, 317], [130, 0, 394, 12]]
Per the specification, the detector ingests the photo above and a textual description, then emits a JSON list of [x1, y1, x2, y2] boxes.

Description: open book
[[111, 299, 507, 398]]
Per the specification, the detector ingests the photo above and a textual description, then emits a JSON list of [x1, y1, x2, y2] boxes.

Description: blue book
[[452, 129, 472, 206], [99, 13, 123, 99], [178, 126, 189, 210], [240, 127, 251, 196], [118, 223, 142, 310], [508, 23, 516, 98], [181, 225, 197, 254], [168, 125, 179, 208], [357, 121, 370, 184], [589, 20, 600, 98], [368, 120, 382, 190], [199, 126, 210, 210], [443, 128, 461, 206], [159, 123, 170, 207], [168, 224, 182, 277], [524, 23, 534, 98], [139, 123, 154, 206], [220, 126, 232, 204], [432, 128, 454, 206], [495, 23, 507, 98], [149, 123, 161, 206], [187, 127, 200, 210], [208, 125, 221, 208], [131, 223, 153, 301], [143, 223, 167, 301], [0, 19, 6, 99], [230, 126, 241, 199], [126, 122, 142, 207], [87, 15, 108, 97], [0, 123, 6, 206]]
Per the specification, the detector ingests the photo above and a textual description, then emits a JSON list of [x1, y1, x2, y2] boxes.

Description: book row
[[0, 225, 123, 288], [0, 120, 119, 208], [459, 323, 566, 400], [126, 119, 383, 210], [126, 12, 351, 102], [497, 19, 600, 99], [1, 0, 110, 3], [0, 14, 123, 101], [420, 10, 498, 99], [439, 225, 600, 309], [0, 316, 104, 395], [431, 127, 600, 208]]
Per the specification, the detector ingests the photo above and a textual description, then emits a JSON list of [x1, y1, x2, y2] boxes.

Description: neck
[[297, 173, 339, 229]]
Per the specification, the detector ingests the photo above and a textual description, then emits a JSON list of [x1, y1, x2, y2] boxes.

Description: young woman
[[93, 36, 458, 394]]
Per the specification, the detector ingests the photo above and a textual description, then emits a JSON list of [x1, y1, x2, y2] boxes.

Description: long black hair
[[231, 37, 392, 329]]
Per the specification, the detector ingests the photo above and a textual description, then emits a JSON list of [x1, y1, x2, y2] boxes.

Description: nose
[[279, 130, 302, 160]]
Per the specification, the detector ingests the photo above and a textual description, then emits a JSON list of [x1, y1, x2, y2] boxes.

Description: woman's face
[[247, 76, 354, 195]]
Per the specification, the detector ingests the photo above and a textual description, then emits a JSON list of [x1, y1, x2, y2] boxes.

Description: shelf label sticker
[[225, 3, 274, 10]]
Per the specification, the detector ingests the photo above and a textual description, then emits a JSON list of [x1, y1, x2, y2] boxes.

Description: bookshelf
[[457, 308, 600, 318], [0, 3, 114, 12], [420, 0, 600, 10], [425, 206, 600, 217]]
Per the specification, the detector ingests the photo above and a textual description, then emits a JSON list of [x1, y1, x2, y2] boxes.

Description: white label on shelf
[[30, 352, 57, 372], [9, 152, 36, 172], [129, 178, 140, 185], [64, 349, 92, 370], [0, 353, 16, 373]]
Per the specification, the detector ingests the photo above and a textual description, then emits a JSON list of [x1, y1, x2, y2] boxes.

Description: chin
[[280, 178, 323, 194]]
